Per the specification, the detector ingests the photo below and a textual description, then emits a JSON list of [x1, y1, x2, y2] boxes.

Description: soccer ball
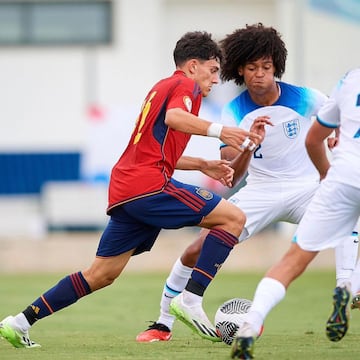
[[215, 298, 262, 345]]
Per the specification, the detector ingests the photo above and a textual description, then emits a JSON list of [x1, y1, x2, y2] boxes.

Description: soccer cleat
[[136, 322, 172, 342], [0, 316, 41, 348], [230, 323, 257, 359], [351, 293, 360, 310], [169, 293, 221, 342], [326, 286, 350, 342]]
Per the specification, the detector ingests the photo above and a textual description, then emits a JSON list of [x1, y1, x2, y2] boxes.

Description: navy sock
[[185, 228, 238, 296], [23, 272, 92, 325]]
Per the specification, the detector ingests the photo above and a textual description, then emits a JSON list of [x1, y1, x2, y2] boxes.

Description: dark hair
[[220, 23, 287, 86], [173, 31, 222, 66]]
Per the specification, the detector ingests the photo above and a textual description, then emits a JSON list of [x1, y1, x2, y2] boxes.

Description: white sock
[[336, 231, 359, 290], [246, 277, 286, 334], [350, 258, 360, 297], [157, 258, 192, 329], [13, 313, 31, 332]]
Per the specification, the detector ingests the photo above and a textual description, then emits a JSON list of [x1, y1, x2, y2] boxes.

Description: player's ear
[[238, 66, 244, 76], [189, 60, 198, 74]]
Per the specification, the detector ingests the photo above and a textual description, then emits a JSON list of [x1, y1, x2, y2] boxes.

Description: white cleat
[[0, 316, 41, 348], [169, 293, 221, 342]]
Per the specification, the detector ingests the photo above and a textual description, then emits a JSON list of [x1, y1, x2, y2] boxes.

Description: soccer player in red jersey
[[0, 31, 267, 348]]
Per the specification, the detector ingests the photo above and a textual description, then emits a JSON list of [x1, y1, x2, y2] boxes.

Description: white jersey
[[317, 68, 360, 188], [220, 82, 327, 241], [221, 82, 327, 184], [295, 68, 360, 251]]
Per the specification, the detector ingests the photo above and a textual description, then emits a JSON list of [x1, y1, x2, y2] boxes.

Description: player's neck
[[249, 83, 281, 106]]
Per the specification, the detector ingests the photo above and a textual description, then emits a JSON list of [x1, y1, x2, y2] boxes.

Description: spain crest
[[196, 188, 213, 200], [282, 119, 300, 138], [183, 96, 192, 112]]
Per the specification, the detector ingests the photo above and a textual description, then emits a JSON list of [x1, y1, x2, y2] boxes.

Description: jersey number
[[355, 94, 360, 138], [133, 91, 157, 144], [253, 144, 262, 158]]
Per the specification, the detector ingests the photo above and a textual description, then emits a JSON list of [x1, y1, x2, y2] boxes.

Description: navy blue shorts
[[96, 178, 222, 257]]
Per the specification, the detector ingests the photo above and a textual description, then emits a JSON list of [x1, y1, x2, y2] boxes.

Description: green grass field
[[0, 270, 358, 359]]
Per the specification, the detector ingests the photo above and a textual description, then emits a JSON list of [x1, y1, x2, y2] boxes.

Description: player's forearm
[[230, 150, 253, 185], [306, 143, 330, 180], [305, 121, 333, 180], [221, 146, 251, 185], [176, 156, 207, 170], [166, 108, 261, 153], [165, 108, 212, 136]]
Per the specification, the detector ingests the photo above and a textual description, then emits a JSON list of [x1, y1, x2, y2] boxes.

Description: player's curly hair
[[220, 23, 287, 86], [173, 31, 223, 66]]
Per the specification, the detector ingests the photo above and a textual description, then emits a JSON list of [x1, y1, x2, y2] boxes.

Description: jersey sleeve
[[310, 87, 328, 109], [166, 79, 200, 115], [316, 94, 340, 128]]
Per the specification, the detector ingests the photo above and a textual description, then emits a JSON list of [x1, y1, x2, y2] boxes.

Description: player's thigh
[[283, 182, 319, 223], [295, 181, 360, 251], [200, 198, 246, 237], [123, 178, 224, 228], [228, 184, 282, 238], [97, 206, 161, 257]]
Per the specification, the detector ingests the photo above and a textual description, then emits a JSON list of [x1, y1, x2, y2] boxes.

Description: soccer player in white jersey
[[136, 24, 359, 343], [230, 68, 360, 359]]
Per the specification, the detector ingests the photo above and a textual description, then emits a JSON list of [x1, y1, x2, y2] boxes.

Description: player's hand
[[249, 116, 273, 143], [327, 136, 338, 151], [201, 160, 234, 188], [220, 126, 262, 153]]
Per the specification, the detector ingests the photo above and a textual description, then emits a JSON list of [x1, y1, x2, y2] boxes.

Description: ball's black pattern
[[215, 298, 252, 345]]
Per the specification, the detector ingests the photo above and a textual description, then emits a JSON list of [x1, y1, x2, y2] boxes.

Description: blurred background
[[0, 0, 359, 271]]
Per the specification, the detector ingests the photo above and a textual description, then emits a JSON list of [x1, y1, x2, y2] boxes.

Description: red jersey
[[108, 70, 202, 211]]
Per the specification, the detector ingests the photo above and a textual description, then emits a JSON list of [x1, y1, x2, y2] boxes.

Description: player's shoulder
[[156, 71, 195, 88], [343, 67, 360, 78], [279, 81, 327, 106], [337, 67, 360, 88], [279, 81, 325, 97], [155, 71, 201, 100], [221, 89, 257, 127], [224, 88, 257, 113]]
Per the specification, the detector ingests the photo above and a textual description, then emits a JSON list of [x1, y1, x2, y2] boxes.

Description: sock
[[13, 313, 31, 333], [351, 258, 360, 297], [22, 272, 92, 325], [246, 277, 286, 334], [157, 258, 192, 329], [335, 231, 359, 288], [185, 229, 238, 296]]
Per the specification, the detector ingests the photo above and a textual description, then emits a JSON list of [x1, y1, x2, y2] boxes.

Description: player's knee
[[227, 208, 246, 235], [237, 209, 246, 228], [83, 270, 117, 291]]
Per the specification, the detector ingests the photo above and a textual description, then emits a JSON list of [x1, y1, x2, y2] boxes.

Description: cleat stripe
[[193, 319, 218, 338]]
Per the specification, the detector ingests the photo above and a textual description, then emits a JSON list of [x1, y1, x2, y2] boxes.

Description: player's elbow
[[305, 132, 319, 153]]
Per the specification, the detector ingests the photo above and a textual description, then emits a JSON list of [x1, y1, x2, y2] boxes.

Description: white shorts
[[228, 180, 319, 242], [295, 179, 360, 251]]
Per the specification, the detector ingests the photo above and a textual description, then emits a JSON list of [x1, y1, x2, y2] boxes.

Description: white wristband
[[240, 137, 251, 149], [248, 143, 257, 151], [207, 123, 223, 138]]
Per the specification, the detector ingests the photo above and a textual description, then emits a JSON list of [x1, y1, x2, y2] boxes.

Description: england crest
[[282, 119, 300, 138]]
